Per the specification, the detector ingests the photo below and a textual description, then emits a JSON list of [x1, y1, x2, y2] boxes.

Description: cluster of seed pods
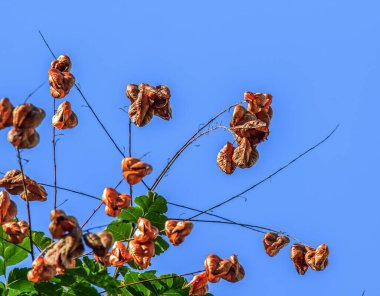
[[126, 83, 172, 126], [0, 97, 45, 149], [217, 92, 273, 174], [101, 187, 131, 217], [185, 254, 245, 295], [28, 210, 84, 282], [48, 55, 78, 130], [262, 232, 329, 275]]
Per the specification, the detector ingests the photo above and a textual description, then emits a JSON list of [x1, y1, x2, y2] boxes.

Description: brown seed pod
[[121, 157, 153, 185], [126, 84, 139, 103], [51, 54, 72, 72], [0, 169, 25, 195], [97, 231, 114, 251], [305, 244, 329, 271], [27, 257, 56, 283], [221, 255, 245, 283], [49, 210, 78, 239], [290, 244, 309, 275], [128, 239, 155, 269], [12, 103, 45, 129], [109, 241, 131, 267], [101, 188, 131, 217], [164, 220, 194, 246], [7, 128, 40, 149], [19, 179, 47, 202], [263, 232, 290, 257], [134, 217, 159, 243], [2, 220, 29, 244], [0, 190, 17, 224], [52, 101, 78, 130], [48, 68, 75, 99], [0, 98, 14, 130], [183, 272, 209, 295], [84, 231, 114, 257], [232, 137, 259, 168], [244, 92, 272, 114], [128, 87, 152, 127], [216, 142, 236, 174], [204, 254, 232, 283], [94, 253, 111, 267]]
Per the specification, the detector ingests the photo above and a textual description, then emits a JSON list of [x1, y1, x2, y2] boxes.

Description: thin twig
[[188, 125, 339, 220], [38, 30, 125, 158], [80, 201, 103, 229], [24, 81, 46, 103], [53, 98, 58, 210], [0, 236, 31, 254], [16, 149, 35, 261], [150, 101, 244, 191], [39, 183, 102, 201]]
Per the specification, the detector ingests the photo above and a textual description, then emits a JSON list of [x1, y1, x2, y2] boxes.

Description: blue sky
[[0, 0, 379, 295]]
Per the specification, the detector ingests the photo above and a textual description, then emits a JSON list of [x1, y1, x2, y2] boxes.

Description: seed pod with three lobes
[[52, 101, 78, 129], [263, 232, 290, 257], [0, 190, 17, 224], [7, 128, 40, 149], [305, 244, 329, 271], [290, 244, 309, 275], [12, 103, 45, 129], [84, 231, 114, 257], [121, 157, 152, 185], [51, 54, 72, 72]]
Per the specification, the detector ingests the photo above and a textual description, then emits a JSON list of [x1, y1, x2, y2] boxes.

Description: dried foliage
[[52, 101, 78, 129], [102, 187, 131, 217], [122, 157, 153, 185], [165, 220, 194, 246], [263, 232, 290, 257], [48, 55, 75, 99]]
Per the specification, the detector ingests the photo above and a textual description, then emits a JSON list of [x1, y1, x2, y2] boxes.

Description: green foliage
[[0, 192, 211, 295]]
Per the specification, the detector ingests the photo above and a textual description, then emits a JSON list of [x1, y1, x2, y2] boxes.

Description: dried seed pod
[[0, 98, 14, 130], [232, 137, 259, 168], [126, 84, 139, 103], [134, 217, 159, 243], [7, 128, 40, 149], [221, 255, 245, 283], [109, 241, 131, 267], [12, 103, 45, 129], [164, 220, 194, 246], [51, 54, 72, 72], [49, 210, 78, 238], [290, 244, 308, 275], [183, 272, 209, 295], [101, 188, 131, 217], [27, 257, 56, 283], [154, 103, 172, 120], [121, 157, 153, 185], [48, 69, 75, 99], [263, 232, 290, 257], [128, 239, 155, 269], [305, 244, 329, 271], [83, 231, 113, 257], [19, 179, 47, 202], [58, 231, 84, 268], [0, 169, 25, 195], [94, 253, 111, 267], [0, 190, 17, 224], [217, 142, 237, 174], [128, 88, 152, 126], [230, 105, 256, 127], [244, 92, 272, 114], [97, 231, 114, 251], [52, 101, 78, 130], [204, 254, 232, 283], [2, 220, 29, 244]]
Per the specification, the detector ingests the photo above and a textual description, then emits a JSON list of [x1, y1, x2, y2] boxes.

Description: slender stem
[[24, 81, 46, 103], [188, 125, 340, 220], [0, 236, 32, 254], [117, 269, 205, 289], [53, 98, 58, 210], [39, 183, 101, 201], [16, 149, 35, 261], [80, 201, 103, 229], [150, 102, 243, 191], [38, 30, 125, 158]]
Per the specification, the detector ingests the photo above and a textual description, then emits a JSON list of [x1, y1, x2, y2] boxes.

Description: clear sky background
[[0, 0, 379, 295]]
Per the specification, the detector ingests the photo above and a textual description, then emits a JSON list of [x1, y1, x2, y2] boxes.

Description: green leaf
[[32, 231, 52, 250], [134, 195, 153, 213], [7, 268, 35, 292], [119, 207, 144, 223], [3, 239, 30, 267], [106, 220, 132, 241], [154, 236, 170, 256], [144, 212, 167, 231], [147, 194, 168, 214], [35, 282, 64, 296], [0, 258, 5, 276]]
